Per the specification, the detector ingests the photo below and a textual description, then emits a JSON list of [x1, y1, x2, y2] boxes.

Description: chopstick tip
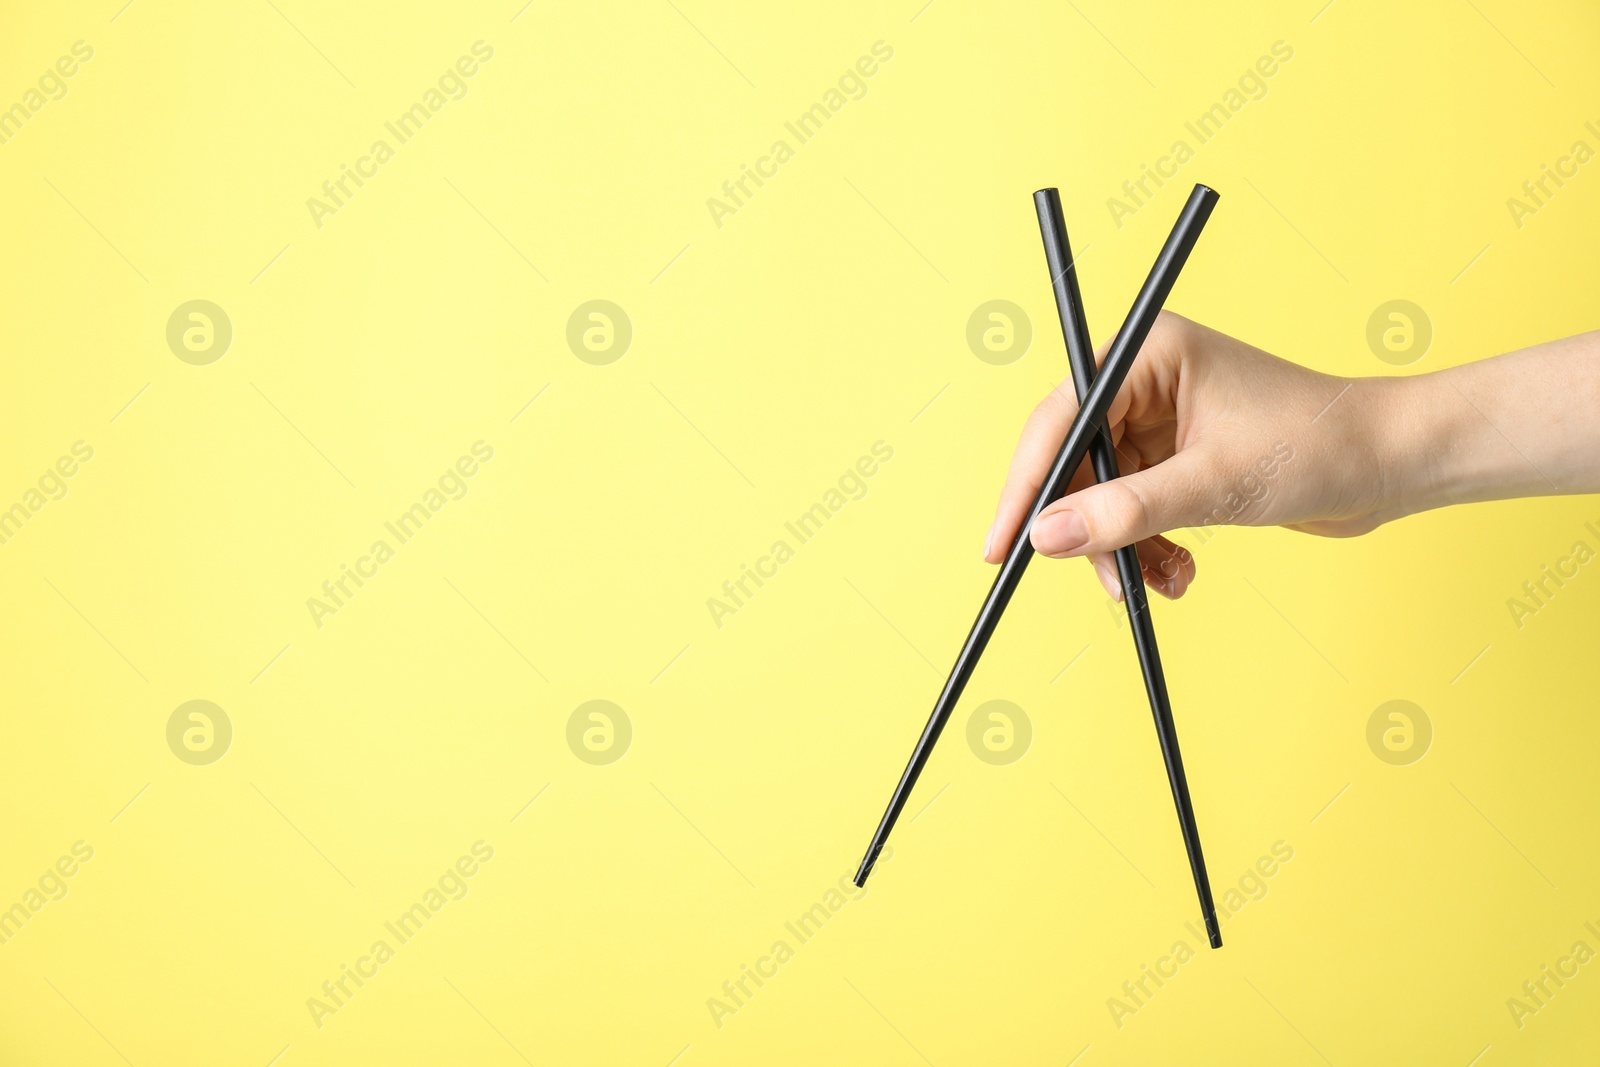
[[853, 843, 884, 887]]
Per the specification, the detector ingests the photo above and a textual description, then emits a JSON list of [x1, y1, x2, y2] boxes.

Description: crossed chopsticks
[[853, 184, 1223, 948]]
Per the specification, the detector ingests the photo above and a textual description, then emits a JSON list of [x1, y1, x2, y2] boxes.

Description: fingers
[[1137, 536, 1195, 598], [984, 317, 1189, 564], [1031, 447, 1217, 560], [984, 386, 1080, 562], [1086, 552, 1120, 598], [983, 384, 1133, 563], [1086, 535, 1197, 602]]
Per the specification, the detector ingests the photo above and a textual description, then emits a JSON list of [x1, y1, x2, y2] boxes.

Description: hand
[[982, 312, 1415, 599]]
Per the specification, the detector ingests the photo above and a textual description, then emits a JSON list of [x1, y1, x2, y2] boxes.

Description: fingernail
[[983, 522, 997, 560], [1094, 560, 1122, 601], [1033, 509, 1090, 557]]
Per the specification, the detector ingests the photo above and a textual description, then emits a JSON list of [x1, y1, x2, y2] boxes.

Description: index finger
[[982, 348, 1133, 563]]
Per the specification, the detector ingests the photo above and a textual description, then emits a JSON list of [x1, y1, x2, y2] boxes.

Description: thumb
[[1030, 448, 1219, 558]]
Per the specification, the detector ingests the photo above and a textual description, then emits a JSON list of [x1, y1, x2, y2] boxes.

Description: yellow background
[[2, 0, 1598, 1063]]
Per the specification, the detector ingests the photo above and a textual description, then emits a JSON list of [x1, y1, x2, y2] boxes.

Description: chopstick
[[1033, 187, 1222, 949], [852, 183, 1220, 891]]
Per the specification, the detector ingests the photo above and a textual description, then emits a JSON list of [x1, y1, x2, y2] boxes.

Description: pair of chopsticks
[[853, 184, 1223, 948]]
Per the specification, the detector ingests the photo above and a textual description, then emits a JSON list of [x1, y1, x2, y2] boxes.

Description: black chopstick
[[1034, 187, 1222, 949], [853, 183, 1220, 889]]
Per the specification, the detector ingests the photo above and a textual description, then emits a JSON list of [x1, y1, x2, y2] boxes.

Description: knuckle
[[1032, 385, 1077, 425], [1150, 309, 1190, 346], [1099, 480, 1153, 544]]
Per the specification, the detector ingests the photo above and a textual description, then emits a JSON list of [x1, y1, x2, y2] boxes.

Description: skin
[[983, 312, 1600, 599]]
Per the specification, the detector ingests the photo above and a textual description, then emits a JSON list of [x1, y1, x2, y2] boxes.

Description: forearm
[[1382, 331, 1600, 517]]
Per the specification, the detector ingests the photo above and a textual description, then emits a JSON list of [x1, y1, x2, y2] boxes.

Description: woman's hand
[[983, 312, 1600, 600]]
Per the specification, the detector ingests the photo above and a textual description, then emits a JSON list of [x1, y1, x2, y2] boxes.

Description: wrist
[[1364, 373, 1469, 522], [1374, 368, 1517, 518]]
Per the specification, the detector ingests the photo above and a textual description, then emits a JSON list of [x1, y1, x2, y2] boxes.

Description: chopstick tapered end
[[853, 843, 884, 887], [1205, 914, 1222, 949]]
